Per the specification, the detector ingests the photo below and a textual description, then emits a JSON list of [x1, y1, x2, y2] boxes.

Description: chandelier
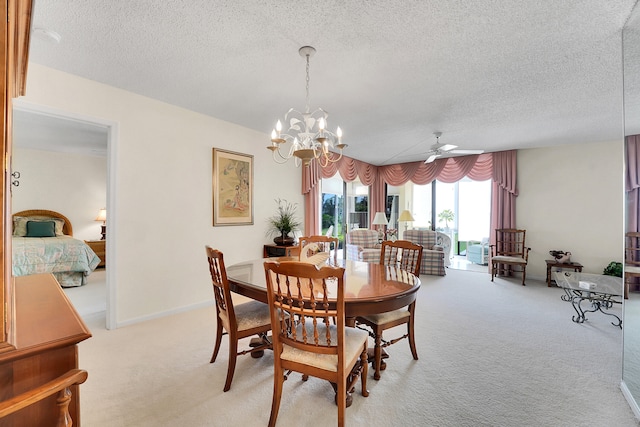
[[267, 46, 347, 167]]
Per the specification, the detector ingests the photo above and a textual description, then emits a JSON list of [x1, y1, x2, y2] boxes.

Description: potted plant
[[267, 198, 301, 246], [603, 261, 623, 277]]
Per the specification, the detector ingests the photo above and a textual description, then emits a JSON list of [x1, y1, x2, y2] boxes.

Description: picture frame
[[212, 148, 254, 226]]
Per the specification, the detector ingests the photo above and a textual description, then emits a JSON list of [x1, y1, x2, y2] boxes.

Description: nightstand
[[85, 240, 106, 268]]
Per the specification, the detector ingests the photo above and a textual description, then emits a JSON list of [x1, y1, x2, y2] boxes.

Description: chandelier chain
[[305, 53, 310, 114]]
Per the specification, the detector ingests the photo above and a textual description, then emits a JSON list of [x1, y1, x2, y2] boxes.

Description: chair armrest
[[432, 244, 444, 252]]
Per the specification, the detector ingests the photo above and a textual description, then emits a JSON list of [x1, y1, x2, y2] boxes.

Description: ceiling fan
[[424, 132, 484, 163]]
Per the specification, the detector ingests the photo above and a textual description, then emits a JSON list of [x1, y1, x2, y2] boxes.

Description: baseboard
[[116, 300, 214, 328], [621, 380, 640, 421]]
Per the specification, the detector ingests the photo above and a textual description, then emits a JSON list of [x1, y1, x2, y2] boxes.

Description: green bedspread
[[12, 235, 100, 287]]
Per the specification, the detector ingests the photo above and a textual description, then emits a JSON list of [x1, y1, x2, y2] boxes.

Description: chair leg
[[223, 336, 238, 392], [521, 267, 526, 286], [210, 319, 224, 363], [360, 346, 369, 397], [268, 365, 284, 427], [337, 373, 346, 427], [407, 307, 418, 360], [373, 331, 383, 380], [269, 366, 284, 427], [491, 262, 495, 282]]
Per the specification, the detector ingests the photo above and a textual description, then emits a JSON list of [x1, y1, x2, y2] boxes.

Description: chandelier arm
[[271, 150, 290, 164]]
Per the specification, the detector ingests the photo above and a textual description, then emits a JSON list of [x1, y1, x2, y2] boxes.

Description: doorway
[[12, 100, 117, 329]]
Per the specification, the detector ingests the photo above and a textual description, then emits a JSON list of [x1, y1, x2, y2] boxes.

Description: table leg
[[581, 297, 622, 328], [547, 264, 552, 287], [570, 293, 587, 324]]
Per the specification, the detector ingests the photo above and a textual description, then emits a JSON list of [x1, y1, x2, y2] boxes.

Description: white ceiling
[[20, 0, 638, 165]]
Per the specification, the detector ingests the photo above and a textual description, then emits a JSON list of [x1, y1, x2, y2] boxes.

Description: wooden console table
[[546, 259, 583, 287], [263, 244, 300, 258]]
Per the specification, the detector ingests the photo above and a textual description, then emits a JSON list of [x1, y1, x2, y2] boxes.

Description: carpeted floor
[[78, 268, 639, 426]]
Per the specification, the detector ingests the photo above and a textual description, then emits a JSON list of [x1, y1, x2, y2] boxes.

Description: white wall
[[21, 64, 302, 326], [12, 148, 107, 241], [518, 140, 624, 280]]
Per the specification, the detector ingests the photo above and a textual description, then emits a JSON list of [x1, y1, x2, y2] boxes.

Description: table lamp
[[372, 212, 388, 242], [399, 209, 415, 232], [95, 208, 107, 240]]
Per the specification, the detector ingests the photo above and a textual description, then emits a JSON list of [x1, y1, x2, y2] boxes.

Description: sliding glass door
[[321, 176, 369, 256]]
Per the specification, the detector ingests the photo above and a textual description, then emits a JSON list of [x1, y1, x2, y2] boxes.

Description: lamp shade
[[372, 212, 388, 225], [398, 210, 415, 222], [95, 208, 107, 223]]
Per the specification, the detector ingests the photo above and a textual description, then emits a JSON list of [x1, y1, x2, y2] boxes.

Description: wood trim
[[0, 0, 33, 353]]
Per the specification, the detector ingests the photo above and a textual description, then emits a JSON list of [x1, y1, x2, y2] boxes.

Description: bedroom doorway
[[11, 101, 117, 330]]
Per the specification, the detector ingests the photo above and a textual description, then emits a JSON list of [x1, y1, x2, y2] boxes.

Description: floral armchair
[[346, 229, 382, 263], [402, 229, 447, 276]]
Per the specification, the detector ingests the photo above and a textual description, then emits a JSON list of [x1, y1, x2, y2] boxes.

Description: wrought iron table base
[[561, 288, 622, 328]]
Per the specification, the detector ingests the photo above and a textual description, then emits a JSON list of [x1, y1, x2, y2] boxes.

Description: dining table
[[225, 257, 422, 325], [226, 256, 421, 403]]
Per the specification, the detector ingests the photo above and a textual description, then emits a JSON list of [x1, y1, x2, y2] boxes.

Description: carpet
[[78, 268, 639, 426]]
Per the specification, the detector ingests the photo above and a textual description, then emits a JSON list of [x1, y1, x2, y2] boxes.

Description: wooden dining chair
[[625, 232, 640, 299], [356, 240, 423, 380], [263, 260, 369, 427], [490, 228, 531, 286], [298, 235, 339, 264], [205, 246, 272, 392]]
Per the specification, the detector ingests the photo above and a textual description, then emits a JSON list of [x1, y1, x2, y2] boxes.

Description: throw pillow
[[25, 220, 56, 237]]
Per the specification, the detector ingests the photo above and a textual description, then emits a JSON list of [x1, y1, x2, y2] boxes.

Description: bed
[[12, 210, 101, 287]]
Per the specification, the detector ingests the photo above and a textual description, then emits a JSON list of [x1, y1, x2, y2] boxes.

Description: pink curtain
[[627, 135, 640, 233], [302, 151, 516, 239], [490, 150, 518, 241]]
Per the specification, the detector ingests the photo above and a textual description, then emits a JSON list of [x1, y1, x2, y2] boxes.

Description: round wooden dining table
[[225, 257, 421, 322]]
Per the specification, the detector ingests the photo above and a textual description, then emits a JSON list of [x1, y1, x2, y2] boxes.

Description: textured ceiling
[[22, 0, 638, 165]]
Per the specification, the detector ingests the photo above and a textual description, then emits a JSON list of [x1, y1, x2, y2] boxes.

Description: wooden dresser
[[0, 274, 91, 426]]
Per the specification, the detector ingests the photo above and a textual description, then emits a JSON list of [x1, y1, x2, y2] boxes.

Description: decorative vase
[[273, 232, 295, 246]]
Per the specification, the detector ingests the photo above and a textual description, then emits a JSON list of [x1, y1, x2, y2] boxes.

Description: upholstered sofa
[[403, 229, 447, 276], [346, 229, 382, 263], [466, 238, 489, 265]]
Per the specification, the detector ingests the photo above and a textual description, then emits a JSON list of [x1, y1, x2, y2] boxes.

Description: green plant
[[603, 261, 623, 277], [438, 209, 454, 228], [266, 199, 301, 237]]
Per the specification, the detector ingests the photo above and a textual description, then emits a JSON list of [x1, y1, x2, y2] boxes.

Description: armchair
[[402, 229, 446, 276], [346, 229, 382, 263], [466, 237, 489, 265]]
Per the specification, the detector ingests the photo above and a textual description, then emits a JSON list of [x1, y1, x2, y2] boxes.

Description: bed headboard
[[13, 210, 73, 236]]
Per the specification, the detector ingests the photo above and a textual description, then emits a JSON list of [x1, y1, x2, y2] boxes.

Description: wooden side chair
[[298, 235, 339, 264], [205, 246, 272, 392], [263, 261, 369, 427], [356, 240, 423, 380], [625, 232, 640, 299], [490, 228, 531, 286]]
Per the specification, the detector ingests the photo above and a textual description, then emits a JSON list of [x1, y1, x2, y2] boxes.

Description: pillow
[[13, 216, 65, 236], [25, 220, 56, 237], [12, 216, 28, 236]]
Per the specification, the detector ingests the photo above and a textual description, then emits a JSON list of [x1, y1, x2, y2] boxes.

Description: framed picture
[[212, 148, 254, 226]]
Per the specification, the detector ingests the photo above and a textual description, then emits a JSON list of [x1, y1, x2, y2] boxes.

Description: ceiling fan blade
[[449, 149, 484, 154], [425, 154, 439, 163], [439, 144, 458, 152]]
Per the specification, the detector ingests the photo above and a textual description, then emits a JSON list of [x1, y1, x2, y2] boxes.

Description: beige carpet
[[77, 268, 639, 426]]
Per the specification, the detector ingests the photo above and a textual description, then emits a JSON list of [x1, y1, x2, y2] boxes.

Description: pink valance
[[302, 150, 517, 235]]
